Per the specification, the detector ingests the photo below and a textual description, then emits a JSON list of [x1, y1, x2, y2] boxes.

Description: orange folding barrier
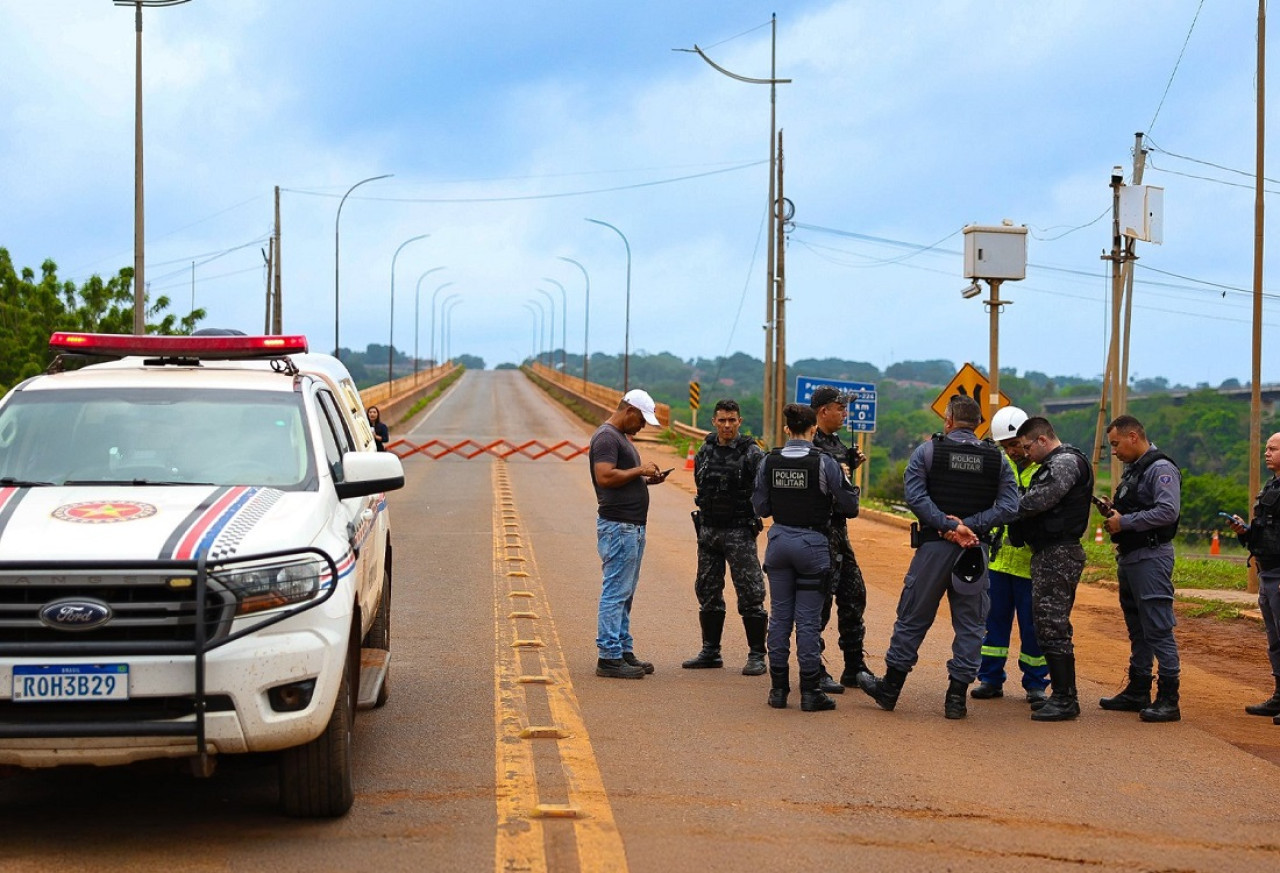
[[388, 438, 589, 461]]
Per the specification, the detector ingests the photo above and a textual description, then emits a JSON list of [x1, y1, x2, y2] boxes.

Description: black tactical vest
[[925, 434, 1003, 519], [695, 437, 757, 527], [1022, 444, 1094, 550], [1111, 449, 1180, 553], [1248, 478, 1280, 567], [763, 448, 830, 529]]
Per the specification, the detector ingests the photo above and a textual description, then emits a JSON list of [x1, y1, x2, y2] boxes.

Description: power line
[[1147, 0, 1206, 134], [281, 160, 767, 205]]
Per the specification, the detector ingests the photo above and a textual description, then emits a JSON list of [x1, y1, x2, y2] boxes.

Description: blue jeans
[[596, 518, 646, 660], [977, 570, 1049, 690]]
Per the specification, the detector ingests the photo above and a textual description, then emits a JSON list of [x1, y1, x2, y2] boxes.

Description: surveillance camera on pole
[[960, 220, 1027, 419]]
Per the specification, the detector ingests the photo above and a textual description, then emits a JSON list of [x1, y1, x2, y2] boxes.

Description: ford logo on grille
[[38, 599, 113, 632]]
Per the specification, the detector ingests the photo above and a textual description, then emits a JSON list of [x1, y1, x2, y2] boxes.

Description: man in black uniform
[[1014, 416, 1094, 722], [809, 386, 873, 693], [682, 399, 769, 675], [1227, 431, 1280, 722], [1096, 415, 1183, 723]]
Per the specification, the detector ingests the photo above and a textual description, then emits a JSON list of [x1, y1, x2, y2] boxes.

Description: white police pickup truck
[[0, 332, 405, 817]]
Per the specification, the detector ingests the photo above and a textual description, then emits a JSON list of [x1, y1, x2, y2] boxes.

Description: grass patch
[[1177, 597, 1244, 621], [399, 367, 464, 422]]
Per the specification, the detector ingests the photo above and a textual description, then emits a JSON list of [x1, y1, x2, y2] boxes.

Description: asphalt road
[[2, 369, 1279, 873]]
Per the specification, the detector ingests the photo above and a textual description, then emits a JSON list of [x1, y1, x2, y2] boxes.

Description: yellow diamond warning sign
[[930, 363, 1011, 440]]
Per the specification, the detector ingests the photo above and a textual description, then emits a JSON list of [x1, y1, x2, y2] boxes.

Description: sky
[[2, 1, 1277, 390]]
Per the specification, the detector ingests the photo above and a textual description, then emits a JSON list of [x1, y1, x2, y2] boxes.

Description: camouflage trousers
[[694, 524, 767, 618], [819, 522, 868, 656], [1030, 542, 1086, 656]]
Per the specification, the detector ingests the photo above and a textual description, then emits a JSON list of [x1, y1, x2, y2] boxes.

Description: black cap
[[810, 386, 849, 409], [950, 546, 987, 595]]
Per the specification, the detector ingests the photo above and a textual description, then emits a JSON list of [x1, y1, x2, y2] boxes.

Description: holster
[[691, 510, 702, 536], [910, 522, 920, 549]]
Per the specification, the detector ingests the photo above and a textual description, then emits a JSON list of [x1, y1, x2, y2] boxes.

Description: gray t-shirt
[[589, 422, 649, 525]]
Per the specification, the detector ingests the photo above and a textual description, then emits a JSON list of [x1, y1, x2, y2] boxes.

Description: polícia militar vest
[[925, 434, 1002, 519], [763, 447, 830, 529], [1022, 444, 1093, 549], [1247, 478, 1280, 566], [1110, 448, 1180, 553], [695, 436, 757, 527]]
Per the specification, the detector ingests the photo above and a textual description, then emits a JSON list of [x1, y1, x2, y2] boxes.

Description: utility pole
[[1249, 0, 1267, 594], [272, 185, 282, 333], [772, 130, 788, 446], [1092, 166, 1128, 486], [1118, 133, 1147, 417], [262, 244, 273, 333]]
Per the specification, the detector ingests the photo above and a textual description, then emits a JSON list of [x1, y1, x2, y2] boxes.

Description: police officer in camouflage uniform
[[682, 399, 769, 675], [809, 386, 873, 693], [1227, 432, 1280, 723], [1096, 415, 1183, 723], [1012, 416, 1094, 722]]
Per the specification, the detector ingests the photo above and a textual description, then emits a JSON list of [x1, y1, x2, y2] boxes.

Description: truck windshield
[[0, 388, 315, 489]]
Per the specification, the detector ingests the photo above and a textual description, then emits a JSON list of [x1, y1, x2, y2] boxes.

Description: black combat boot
[[742, 615, 768, 676], [768, 664, 789, 709], [1099, 669, 1152, 712], [681, 611, 725, 669], [839, 650, 874, 689], [1031, 653, 1080, 722], [944, 678, 968, 719], [1245, 676, 1280, 716], [970, 682, 1003, 699], [1139, 675, 1181, 723], [799, 670, 837, 712], [858, 666, 908, 711]]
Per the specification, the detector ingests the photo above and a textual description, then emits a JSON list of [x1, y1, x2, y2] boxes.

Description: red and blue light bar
[[49, 332, 309, 359]]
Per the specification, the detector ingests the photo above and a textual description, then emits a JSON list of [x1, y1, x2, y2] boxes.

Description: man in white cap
[[589, 388, 670, 679]]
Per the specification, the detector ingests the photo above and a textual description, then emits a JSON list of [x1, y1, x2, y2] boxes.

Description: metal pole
[[542, 277, 568, 374], [1118, 132, 1147, 416], [132, 3, 145, 333], [389, 234, 430, 387], [1250, 0, 1267, 594], [535, 288, 557, 372], [333, 173, 392, 359], [522, 303, 540, 364], [585, 218, 631, 391], [526, 299, 546, 367], [273, 185, 282, 333], [429, 281, 455, 375], [443, 299, 462, 364], [414, 267, 446, 384], [772, 128, 786, 445], [558, 256, 591, 389], [440, 294, 461, 365], [986, 279, 1005, 419]]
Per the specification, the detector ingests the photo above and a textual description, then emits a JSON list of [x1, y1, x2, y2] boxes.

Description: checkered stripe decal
[[203, 488, 284, 561]]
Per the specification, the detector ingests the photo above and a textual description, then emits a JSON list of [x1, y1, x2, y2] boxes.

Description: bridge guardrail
[[360, 363, 458, 427], [526, 363, 710, 442]]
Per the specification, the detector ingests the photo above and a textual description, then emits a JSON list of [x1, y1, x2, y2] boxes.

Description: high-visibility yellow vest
[[988, 454, 1038, 579]]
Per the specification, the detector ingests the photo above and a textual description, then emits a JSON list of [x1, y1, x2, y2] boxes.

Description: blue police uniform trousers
[[977, 569, 1049, 690], [1116, 550, 1180, 678], [885, 540, 989, 683], [763, 525, 830, 679], [1260, 567, 1280, 678]]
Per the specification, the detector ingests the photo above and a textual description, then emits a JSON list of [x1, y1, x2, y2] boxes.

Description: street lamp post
[[679, 14, 791, 444], [535, 288, 557, 371], [541, 277, 568, 374], [414, 267, 446, 383], [585, 218, 632, 391], [388, 234, 430, 387], [429, 280, 455, 375], [557, 256, 591, 389], [439, 294, 461, 366], [526, 298, 548, 367], [333, 173, 393, 359], [113, 0, 192, 335], [522, 303, 542, 364], [443, 298, 464, 363]]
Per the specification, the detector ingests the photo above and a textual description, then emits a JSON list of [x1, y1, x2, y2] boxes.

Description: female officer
[[752, 403, 861, 711], [367, 405, 390, 452]]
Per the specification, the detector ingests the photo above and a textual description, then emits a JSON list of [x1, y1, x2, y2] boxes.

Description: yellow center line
[[491, 460, 629, 873]]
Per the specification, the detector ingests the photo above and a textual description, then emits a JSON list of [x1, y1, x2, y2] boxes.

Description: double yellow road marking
[[491, 461, 629, 873]]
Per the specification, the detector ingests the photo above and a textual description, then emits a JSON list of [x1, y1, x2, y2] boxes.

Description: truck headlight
[[211, 559, 324, 616]]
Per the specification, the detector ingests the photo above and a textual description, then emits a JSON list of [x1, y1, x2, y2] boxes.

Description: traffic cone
[[1094, 526, 1104, 544], [1211, 531, 1221, 555], [684, 444, 696, 471]]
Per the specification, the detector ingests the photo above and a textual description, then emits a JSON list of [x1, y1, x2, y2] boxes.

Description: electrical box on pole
[[1119, 184, 1164, 244], [963, 223, 1028, 280]]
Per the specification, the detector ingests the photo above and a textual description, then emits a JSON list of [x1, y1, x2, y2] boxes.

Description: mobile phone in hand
[[660, 468, 674, 477], [1091, 495, 1112, 513]]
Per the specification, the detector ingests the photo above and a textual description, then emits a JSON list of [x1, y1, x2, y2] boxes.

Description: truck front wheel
[[278, 643, 355, 817]]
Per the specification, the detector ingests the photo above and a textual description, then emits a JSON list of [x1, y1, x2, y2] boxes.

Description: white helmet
[[989, 405, 1028, 441]]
